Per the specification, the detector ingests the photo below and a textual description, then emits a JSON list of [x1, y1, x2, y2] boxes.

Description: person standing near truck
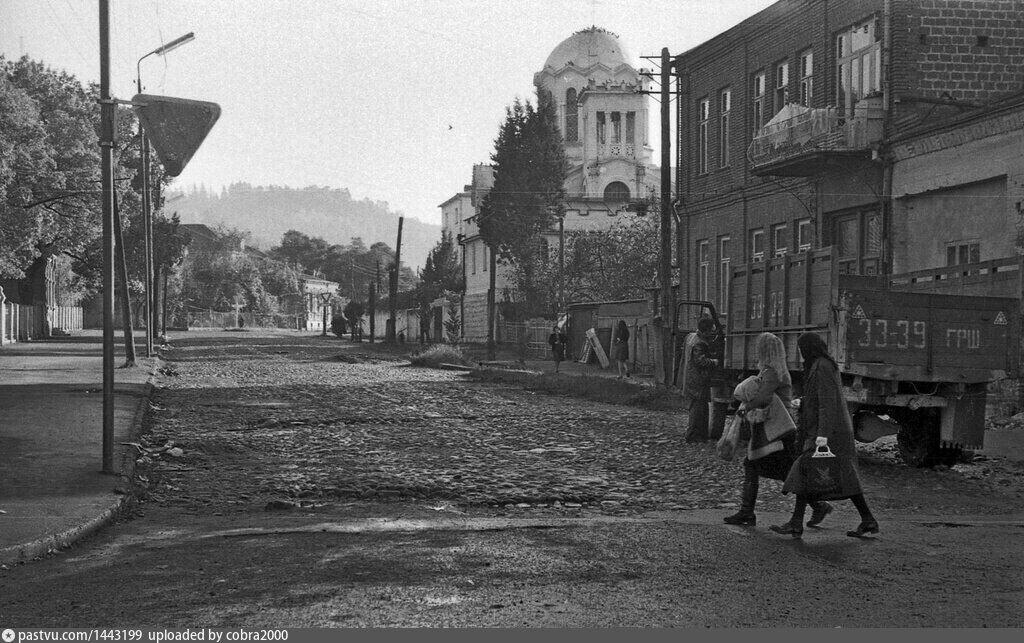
[[681, 317, 719, 443], [771, 332, 880, 539]]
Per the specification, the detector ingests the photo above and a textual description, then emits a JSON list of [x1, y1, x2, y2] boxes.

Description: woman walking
[[611, 320, 630, 379], [770, 332, 879, 539], [548, 324, 567, 373], [723, 333, 832, 528]]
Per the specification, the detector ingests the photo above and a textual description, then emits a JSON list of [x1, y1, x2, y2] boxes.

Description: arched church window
[[565, 88, 578, 142], [604, 181, 630, 204]]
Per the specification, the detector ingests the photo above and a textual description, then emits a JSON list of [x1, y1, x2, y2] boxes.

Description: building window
[[718, 236, 731, 316], [834, 209, 882, 275], [565, 88, 578, 142], [698, 98, 709, 174], [750, 228, 765, 262], [772, 224, 788, 257], [946, 241, 981, 266], [611, 112, 622, 144], [752, 71, 766, 134], [483, 243, 488, 271], [775, 61, 789, 110], [719, 88, 731, 168], [698, 240, 710, 301], [597, 111, 606, 145], [797, 219, 812, 251], [799, 49, 813, 106], [626, 111, 636, 144], [837, 18, 881, 119], [471, 243, 477, 275]]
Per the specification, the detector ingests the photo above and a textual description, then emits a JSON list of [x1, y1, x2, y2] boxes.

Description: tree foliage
[[267, 230, 414, 303], [415, 230, 463, 306], [179, 226, 300, 314], [528, 217, 660, 305], [477, 89, 566, 318], [477, 91, 566, 261], [0, 56, 101, 279]]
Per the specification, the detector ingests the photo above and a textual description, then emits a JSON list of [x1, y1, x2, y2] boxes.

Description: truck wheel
[[896, 416, 962, 468], [896, 425, 935, 468]]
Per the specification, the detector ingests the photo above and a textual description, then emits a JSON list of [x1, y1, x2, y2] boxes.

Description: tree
[[477, 91, 566, 263], [534, 217, 660, 304], [180, 226, 300, 315], [0, 56, 101, 280], [477, 90, 566, 353]]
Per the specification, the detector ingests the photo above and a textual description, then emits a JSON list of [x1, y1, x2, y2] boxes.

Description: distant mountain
[[165, 183, 440, 270]]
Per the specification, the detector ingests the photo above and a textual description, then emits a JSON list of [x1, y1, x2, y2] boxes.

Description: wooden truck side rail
[[725, 247, 836, 374]]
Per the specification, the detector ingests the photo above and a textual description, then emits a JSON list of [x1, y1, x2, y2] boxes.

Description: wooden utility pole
[[368, 281, 376, 343], [487, 244, 496, 360], [659, 47, 673, 386], [112, 190, 136, 366], [387, 216, 403, 342]]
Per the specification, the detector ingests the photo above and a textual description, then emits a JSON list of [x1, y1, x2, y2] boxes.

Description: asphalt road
[[1, 331, 1021, 627]]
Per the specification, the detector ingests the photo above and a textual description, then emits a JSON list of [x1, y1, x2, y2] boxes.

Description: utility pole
[[387, 216, 403, 342], [487, 244, 496, 360], [112, 190, 136, 365], [368, 281, 376, 343], [98, 0, 116, 474], [659, 47, 673, 386]]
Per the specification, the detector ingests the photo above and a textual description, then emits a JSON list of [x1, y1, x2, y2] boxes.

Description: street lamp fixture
[[137, 31, 195, 357]]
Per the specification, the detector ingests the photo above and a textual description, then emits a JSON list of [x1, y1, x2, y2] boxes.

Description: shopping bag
[[716, 414, 742, 461], [801, 444, 843, 497]]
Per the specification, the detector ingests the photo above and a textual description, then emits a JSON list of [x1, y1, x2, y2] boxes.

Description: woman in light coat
[[723, 333, 831, 528]]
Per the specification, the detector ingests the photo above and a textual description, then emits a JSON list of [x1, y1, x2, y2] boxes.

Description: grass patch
[[408, 343, 471, 368]]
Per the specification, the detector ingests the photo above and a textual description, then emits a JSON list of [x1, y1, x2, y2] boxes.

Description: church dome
[[543, 27, 631, 71]]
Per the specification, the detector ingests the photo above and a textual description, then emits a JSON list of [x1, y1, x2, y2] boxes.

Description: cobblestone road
[[138, 331, 1024, 521]]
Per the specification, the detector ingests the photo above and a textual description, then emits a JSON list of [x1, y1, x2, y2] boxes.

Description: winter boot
[[723, 471, 758, 526]]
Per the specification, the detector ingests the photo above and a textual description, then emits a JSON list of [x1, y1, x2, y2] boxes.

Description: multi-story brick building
[[674, 0, 1024, 321]]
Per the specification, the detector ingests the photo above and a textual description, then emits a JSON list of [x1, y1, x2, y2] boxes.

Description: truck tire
[[896, 412, 962, 468]]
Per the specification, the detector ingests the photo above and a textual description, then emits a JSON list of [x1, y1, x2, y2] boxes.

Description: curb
[[0, 374, 157, 566]]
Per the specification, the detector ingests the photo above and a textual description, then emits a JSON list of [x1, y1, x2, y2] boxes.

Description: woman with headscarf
[[723, 333, 832, 527], [770, 332, 879, 539]]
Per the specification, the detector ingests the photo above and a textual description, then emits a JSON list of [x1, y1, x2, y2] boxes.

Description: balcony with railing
[[747, 99, 884, 176]]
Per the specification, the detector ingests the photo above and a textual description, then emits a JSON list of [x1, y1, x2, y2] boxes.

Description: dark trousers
[[684, 398, 709, 442]]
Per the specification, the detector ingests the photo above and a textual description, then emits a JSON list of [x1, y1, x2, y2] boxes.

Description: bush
[[409, 344, 470, 368]]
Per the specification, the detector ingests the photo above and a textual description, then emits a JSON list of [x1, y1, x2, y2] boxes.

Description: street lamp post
[[137, 31, 194, 357]]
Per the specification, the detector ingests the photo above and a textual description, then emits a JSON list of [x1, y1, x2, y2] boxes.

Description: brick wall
[[896, 0, 1024, 109]]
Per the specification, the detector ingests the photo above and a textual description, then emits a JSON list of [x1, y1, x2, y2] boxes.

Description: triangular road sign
[[133, 94, 221, 177]]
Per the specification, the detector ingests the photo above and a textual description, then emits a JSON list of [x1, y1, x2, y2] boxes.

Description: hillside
[[166, 183, 440, 270]]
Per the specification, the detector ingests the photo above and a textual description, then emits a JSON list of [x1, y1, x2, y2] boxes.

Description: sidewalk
[[0, 331, 158, 565]]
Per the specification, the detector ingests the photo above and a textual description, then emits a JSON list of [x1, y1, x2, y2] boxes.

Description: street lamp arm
[[136, 32, 195, 92]]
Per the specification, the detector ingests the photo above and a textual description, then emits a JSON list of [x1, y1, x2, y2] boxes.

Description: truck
[[673, 248, 1021, 467]]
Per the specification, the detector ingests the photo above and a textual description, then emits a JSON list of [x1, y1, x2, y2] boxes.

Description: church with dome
[[439, 27, 662, 343], [535, 26, 661, 222]]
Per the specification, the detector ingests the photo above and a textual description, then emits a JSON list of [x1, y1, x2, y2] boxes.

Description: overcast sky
[[1, 0, 776, 226]]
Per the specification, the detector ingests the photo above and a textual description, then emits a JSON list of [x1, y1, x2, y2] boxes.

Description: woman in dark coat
[[611, 320, 630, 379], [548, 325, 567, 373], [723, 332, 831, 527], [770, 332, 879, 539]]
